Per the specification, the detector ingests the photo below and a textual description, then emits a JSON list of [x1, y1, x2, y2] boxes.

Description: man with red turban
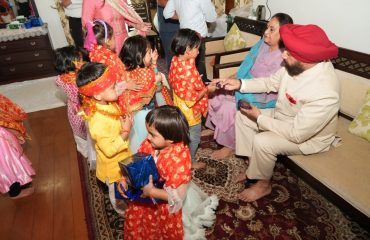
[[213, 24, 340, 202]]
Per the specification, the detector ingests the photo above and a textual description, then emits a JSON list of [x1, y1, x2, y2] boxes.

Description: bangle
[[154, 67, 158, 75], [237, 79, 242, 91]]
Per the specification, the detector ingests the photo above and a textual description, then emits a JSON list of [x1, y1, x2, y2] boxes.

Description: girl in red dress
[[118, 35, 172, 154], [119, 105, 218, 240], [85, 20, 143, 104]]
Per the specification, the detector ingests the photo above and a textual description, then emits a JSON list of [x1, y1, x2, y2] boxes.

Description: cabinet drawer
[[0, 36, 50, 53], [0, 50, 53, 64], [0, 60, 55, 78]]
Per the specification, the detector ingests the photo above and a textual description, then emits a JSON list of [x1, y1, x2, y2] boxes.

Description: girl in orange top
[[119, 105, 218, 240], [168, 29, 216, 168], [85, 20, 143, 105], [119, 35, 172, 153]]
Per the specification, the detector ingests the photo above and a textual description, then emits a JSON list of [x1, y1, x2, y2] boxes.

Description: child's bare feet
[[10, 187, 34, 199], [211, 147, 234, 159], [200, 129, 214, 137], [192, 162, 206, 169]]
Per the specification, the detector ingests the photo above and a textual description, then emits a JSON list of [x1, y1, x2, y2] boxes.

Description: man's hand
[[213, 78, 241, 91], [240, 104, 261, 122]]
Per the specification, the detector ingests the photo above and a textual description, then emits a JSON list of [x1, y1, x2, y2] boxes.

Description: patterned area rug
[[78, 135, 370, 239]]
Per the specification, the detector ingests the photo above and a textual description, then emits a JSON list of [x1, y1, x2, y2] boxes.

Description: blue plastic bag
[[116, 152, 164, 203]]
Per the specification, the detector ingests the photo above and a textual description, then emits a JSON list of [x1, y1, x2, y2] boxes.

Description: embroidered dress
[[56, 72, 86, 139], [117, 66, 157, 153], [89, 44, 126, 84], [206, 40, 283, 149], [168, 56, 208, 126], [124, 139, 218, 240], [118, 66, 157, 113], [0, 94, 28, 141], [0, 95, 34, 194]]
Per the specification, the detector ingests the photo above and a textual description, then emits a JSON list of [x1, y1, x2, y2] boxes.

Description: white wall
[[253, 0, 370, 54], [34, 0, 68, 49]]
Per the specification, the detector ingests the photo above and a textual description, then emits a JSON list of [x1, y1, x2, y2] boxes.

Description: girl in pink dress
[[54, 46, 88, 157], [82, 0, 152, 54], [0, 94, 35, 199]]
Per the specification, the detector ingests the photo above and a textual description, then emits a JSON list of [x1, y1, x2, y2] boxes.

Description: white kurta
[[236, 62, 340, 179]]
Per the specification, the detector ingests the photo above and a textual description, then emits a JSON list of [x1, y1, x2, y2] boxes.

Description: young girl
[[0, 94, 35, 199], [119, 35, 172, 154], [84, 20, 143, 97], [76, 62, 133, 215], [54, 46, 89, 158], [119, 105, 218, 239], [169, 28, 216, 168]]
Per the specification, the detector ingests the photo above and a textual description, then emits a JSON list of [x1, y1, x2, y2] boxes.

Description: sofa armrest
[[205, 37, 226, 55], [215, 47, 251, 65], [213, 61, 242, 78]]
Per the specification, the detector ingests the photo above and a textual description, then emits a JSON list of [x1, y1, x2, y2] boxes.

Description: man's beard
[[285, 61, 305, 76]]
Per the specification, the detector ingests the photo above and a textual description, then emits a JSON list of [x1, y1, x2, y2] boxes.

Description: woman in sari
[[204, 13, 293, 159]]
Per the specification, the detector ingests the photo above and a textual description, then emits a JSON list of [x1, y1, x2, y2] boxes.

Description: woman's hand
[[141, 175, 154, 198], [117, 178, 129, 198], [135, 22, 152, 32]]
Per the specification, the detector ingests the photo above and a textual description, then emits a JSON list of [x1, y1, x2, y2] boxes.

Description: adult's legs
[[160, 31, 177, 71], [239, 131, 302, 202], [68, 17, 84, 49]]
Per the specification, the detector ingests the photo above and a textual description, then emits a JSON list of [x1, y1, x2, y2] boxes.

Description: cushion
[[348, 88, 370, 141], [224, 23, 248, 51], [336, 69, 370, 118]]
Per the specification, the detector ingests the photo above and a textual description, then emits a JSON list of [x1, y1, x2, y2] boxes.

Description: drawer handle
[[37, 63, 44, 68], [34, 52, 40, 57], [9, 67, 16, 72], [1, 45, 6, 50], [30, 41, 36, 46], [5, 56, 12, 61]]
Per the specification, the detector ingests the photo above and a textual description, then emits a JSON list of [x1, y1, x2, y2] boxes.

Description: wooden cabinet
[[0, 34, 56, 85]]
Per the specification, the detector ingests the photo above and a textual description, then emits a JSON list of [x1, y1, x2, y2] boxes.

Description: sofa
[[205, 17, 370, 229]]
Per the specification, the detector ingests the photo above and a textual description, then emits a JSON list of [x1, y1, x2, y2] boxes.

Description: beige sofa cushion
[[240, 31, 261, 48], [288, 117, 370, 218], [337, 69, 370, 118]]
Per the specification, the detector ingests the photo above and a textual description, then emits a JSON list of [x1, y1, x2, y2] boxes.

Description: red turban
[[280, 24, 338, 63]]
